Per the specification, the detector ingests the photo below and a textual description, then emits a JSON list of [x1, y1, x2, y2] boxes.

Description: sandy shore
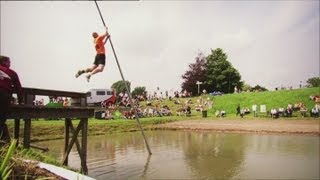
[[154, 118, 320, 136]]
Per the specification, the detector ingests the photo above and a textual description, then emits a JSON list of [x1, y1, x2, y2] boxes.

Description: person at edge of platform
[[0, 55, 24, 145]]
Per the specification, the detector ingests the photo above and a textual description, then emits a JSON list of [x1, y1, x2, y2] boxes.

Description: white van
[[86, 89, 116, 107]]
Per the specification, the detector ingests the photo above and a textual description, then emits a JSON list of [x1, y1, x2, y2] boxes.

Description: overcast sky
[[0, 1, 319, 94]]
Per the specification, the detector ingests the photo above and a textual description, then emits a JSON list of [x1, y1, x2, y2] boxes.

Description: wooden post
[[14, 119, 20, 145], [80, 97, 86, 107], [23, 119, 31, 149], [81, 118, 88, 174], [63, 118, 71, 166], [23, 93, 34, 149]]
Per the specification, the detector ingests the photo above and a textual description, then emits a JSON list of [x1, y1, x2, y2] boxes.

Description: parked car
[[210, 91, 224, 96]]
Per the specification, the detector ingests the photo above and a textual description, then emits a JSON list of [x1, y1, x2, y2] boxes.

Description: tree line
[[181, 48, 319, 95], [110, 48, 319, 97]]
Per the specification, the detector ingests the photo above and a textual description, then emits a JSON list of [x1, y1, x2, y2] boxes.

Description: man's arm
[[100, 27, 109, 39], [98, 30, 110, 44], [103, 33, 110, 44], [12, 71, 24, 104]]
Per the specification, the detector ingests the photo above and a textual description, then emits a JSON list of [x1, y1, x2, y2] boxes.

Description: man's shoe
[[75, 70, 84, 78], [86, 74, 91, 82]]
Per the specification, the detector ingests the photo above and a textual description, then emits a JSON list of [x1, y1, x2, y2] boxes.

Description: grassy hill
[[210, 87, 319, 116], [140, 87, 319, 118]]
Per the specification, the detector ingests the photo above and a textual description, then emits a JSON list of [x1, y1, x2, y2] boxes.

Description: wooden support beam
[[21, 87, 87, 98], [23, 119, 31, 149], [64, 118, 71, 166], [69, 119, 84, 165], [62, 120, 84, 165], [8, 105, 94, 119], [21, 141, 49, 152], [14, 119, 20, 144], [81, 118, 88, 174]]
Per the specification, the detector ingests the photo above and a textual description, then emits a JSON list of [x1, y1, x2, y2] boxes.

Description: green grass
[[0, 140, 16, 180], [1, 140, 78, 179], [210, 87, 319, 116], [6, 116, 193, 142]]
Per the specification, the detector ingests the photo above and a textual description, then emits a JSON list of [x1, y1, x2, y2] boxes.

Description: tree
[[241, 83, 268, 92], [306, 77, 320, 87], [251, 85, 268, 92], [111, 80, 131, 95], [132, 86, 146, 98], [205, 48, 243, 93], [241, 83, 252, 92], [181, 53, 207, 95]]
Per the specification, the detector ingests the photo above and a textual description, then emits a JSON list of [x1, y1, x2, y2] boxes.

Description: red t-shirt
[[94, 34, 108, 54], [0, 65, 23, 103]]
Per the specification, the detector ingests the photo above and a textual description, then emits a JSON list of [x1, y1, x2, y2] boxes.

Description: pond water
[[35, 131, 319, 179]]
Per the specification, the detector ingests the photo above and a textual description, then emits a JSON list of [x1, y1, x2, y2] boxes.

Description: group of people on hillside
[[235, 102, 319, 119]]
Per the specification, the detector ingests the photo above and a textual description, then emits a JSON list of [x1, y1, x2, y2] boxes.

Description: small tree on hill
[[181, 52, 207, 95], [111, 80, 131, 95], [251, 85, 268, 92], [132, 86, 146, 98], [205, 48, 243, 93], [241, 83, 252, 92], [306, 77, 320, 87]]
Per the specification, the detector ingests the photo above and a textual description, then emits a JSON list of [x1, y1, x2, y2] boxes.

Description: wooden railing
[[7, 87, 94, 174]]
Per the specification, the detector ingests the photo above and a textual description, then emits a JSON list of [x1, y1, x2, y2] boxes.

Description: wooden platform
[[8, 105, 94, 119], [8, 87, 94, 174]]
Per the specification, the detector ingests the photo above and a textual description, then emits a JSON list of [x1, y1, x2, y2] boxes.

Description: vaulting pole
[[94, 0, 152, 155]]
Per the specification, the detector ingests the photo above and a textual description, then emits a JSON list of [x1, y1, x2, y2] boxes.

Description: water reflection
[[36, 131, 319, 179], [183, 133, 246, 179]]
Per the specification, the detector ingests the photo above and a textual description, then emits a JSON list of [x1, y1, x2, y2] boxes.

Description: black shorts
[[94, 54, 106, 66]]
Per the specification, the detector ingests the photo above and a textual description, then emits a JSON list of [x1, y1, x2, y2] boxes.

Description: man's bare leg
[[86, 64, 105, 82], [75, 65, 97, 78]]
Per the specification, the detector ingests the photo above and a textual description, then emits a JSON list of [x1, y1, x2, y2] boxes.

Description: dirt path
[[154, 118, 320, 136]]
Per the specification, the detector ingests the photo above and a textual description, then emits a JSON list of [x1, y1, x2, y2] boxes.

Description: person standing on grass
[[0, 55, 23, 145], [75, 28, 110, 82], [236, 104, 240, 116]]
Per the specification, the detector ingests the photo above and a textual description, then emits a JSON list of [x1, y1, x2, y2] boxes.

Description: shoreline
[[153, 118, 320, 136]]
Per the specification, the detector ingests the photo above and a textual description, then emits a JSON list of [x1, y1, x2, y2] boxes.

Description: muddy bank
[[153, 119, 320, 136]]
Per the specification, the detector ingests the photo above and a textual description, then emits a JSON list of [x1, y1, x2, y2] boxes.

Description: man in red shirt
[[75, 28, 110, 82], [0, 55, 23, 144]]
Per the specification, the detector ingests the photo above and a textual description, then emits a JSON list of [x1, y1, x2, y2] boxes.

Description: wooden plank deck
[[7, 87, 95, 175], [8, 105, 94, 119]]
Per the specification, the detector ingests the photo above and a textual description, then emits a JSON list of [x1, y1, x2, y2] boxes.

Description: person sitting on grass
[[310, 106, 319, 118], [215, 110, 220, 117], [270, 108, 278, 119], [220, 110, 226, 117], [240, 109, 245, 118]]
